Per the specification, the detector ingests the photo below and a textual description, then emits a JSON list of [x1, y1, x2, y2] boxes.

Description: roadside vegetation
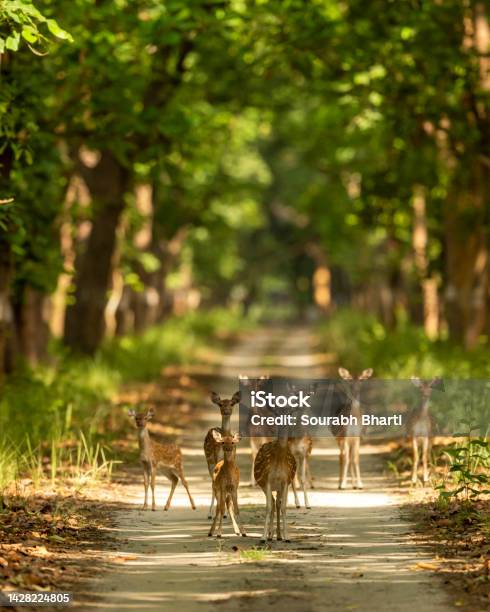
[[318, 308, 489, 608], [0, 309, 250, 499]]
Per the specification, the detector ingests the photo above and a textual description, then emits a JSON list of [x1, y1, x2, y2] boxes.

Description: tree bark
[[412, 185, 440, 339], [64, 150, 129, 354], [444, 161, 488, 348]]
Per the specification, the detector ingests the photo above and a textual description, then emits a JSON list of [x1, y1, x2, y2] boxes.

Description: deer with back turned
[[254, 420, 297, 543], [128, 408, 195, 511]]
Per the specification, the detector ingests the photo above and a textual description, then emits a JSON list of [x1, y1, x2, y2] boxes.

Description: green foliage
[[0, 0, 72, 54], [437, 439, 490, 502], [318, 308, 490, 378], [0, 309, 251, 492]]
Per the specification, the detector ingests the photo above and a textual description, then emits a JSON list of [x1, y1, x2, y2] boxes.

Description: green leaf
[[46, 19, 73, 42], [21, 25, 39, 44], [5, 32, 20, 52]]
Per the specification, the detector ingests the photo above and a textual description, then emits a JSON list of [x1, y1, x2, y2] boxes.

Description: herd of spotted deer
[[129, 370, 440, 542]]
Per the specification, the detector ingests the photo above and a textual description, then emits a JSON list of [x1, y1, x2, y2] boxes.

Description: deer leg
[[282, 485, 290, 542], [149, 466, 157, 511], [349, 443, 356, 486], [305, 456, 314, 489], [207, 463, 215, 519], [142, 464, 149, 510], [261, 483, 272, 543], [339, 441, 350, 489], [292, 475, 300, 508], [232, 491, 246, 537], [208, 489, 220, 537], [302, 456, 310, 509], [216, 496, 225, 538], [250, 448, 256, 485], [178, 470, 196, 509], [268, 495, 275, 540], [411, 437, 419, 485], [164, 473, 178, 511], [276, 492, 282, 541], [353, 437, 363, 489], [226, 497, 240, 535], [422, 436, 430, 484]]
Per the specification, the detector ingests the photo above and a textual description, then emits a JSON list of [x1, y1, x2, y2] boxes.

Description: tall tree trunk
[[13, 285, 50, 365], [0, 141, 14, 377], [444, 161, 488, 348], [64, 150, 129, 354], [412, 185, 440, 339]]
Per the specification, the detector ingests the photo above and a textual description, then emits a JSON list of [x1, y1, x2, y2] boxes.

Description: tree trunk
[[13, 285, 50, 365], [444, 161, 488, 348], [0, 141, 14, 377], [412, 185, 440, 339], [64, 150, 129, 354]]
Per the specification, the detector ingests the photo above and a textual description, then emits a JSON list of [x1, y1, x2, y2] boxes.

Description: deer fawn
[[203, 391, 240, 518], [408, 377, 439, 485], [333, 368, 373, 489], [129, 408, 196, 511], [254, 430, 297, 543], [208, 431, 247, 538]]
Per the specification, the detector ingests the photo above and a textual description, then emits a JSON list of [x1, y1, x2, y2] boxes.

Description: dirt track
[[79, 328, 453, 611]]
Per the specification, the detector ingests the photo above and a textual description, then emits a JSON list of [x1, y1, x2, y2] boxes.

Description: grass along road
[[78, 327, 454, 611]]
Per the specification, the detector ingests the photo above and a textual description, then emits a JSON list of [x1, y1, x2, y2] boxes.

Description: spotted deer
[[208, 431, 247, 538], [333, 367, 373, 489], [203, 391, 240, 518], [408, 377, 440, 485], [239, 375, 270, 484], [286, 382, 317, 509], [254, 427, 297, 543], [128, 408, 195, 511]]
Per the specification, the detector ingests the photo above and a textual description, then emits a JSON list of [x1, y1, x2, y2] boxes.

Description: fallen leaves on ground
[[0, 490, 115, 594], [411, 498, 489, 609]]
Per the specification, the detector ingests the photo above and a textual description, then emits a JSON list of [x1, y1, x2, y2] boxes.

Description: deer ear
[[212, 430, 223, 443], [430, 377, 442, 389], [146, 408, 155, 419], [410, 376, 422, 388], [239, 376, 250, 387], [128, 409, 136, 417], [232, 433, 241, 444], [210, 392, 221, 406], [338, 367, 352, 380], [231, 391, 241, 405], [359, 368, 373, 380]]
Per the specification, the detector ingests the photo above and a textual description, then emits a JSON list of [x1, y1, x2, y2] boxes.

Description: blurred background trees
[[0, 0, 488, 370]]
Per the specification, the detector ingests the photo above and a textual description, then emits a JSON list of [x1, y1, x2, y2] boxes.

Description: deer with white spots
[[128, 408, 195, 511], [203, 391, 240, 518], [333, 368, 373, 490]]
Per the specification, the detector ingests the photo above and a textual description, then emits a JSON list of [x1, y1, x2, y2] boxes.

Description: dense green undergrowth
[[0, 309, 252, 493], [318, 309, 490, 500], [318, 308, 490, 378]]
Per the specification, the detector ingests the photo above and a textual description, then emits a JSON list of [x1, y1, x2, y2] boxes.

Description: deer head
[[210, 391, 240, 418], [212, 431, 241, 456], [410, 376, 441, 399], [128, 407, 155, 429], [338, 367, 373, 407]]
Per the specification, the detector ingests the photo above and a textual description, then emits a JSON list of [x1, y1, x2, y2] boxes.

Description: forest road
[[79, 326, 454, 612]]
